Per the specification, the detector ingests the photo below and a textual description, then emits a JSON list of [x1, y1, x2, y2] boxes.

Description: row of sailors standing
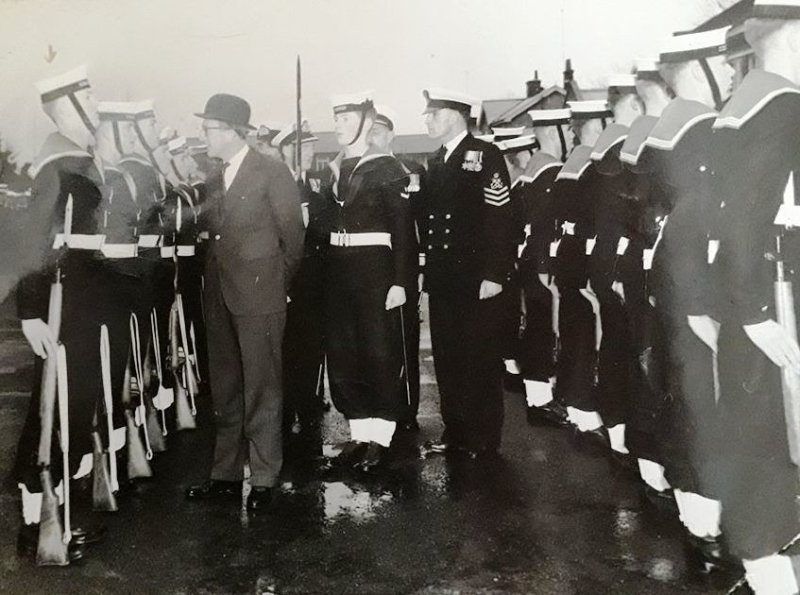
[[500, 4, 800, 590], [12, 66, 210, 564]]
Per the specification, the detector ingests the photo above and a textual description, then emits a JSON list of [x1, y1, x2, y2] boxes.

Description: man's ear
[[689, 60, 706, 84]]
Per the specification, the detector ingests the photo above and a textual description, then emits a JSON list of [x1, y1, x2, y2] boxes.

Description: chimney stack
[[525, 69, 543, 98]]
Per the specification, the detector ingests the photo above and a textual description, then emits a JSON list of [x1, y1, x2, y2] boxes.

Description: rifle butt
[[776, 278, 800, 465], [146, 406, 166, 452], [125, 410, 152, 479], [174, 379, 196, 431], [36, 470, 68, 566], [91, 432, 118, 512]]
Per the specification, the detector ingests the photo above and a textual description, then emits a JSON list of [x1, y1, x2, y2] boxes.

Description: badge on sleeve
[[462, 150, 484, 172], [309, 178, 321, 193], [483, 172, 510, 206]]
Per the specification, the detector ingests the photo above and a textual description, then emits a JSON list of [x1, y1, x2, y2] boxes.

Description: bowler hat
[[195, 93, 255, 130]]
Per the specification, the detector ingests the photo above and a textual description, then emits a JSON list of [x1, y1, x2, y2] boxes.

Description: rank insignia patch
[[309, 178, 321, 193], [462, 150, 484, 172], [483, 172, 510, 206]]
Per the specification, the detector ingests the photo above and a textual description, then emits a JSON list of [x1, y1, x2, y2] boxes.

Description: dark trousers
[[14, 265, 131, 490], [653, 310, 719, 495], [324, 248, 404, 421], [400, 296, 421, 423], [713, 323, 800, 559], [520, 276, 555, 383], [597, 297, 634, 427], [283, 260, 325, 429], [204, 284, 285, 488], [429, 290, 505, 452], [555, 289, 598, 412]]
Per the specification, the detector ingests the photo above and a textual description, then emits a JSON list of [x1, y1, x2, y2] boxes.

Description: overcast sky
[[0, 0, 736, 166]]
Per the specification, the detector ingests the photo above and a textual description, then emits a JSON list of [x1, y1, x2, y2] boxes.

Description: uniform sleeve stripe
[[484, 191, 510, 201], [485, 197, 510, 206], [484, 186, 510, 196]]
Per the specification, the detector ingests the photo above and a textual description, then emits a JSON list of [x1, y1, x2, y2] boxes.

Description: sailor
[[273, 124, 329, 449], [709, 3, 800, 589], [618, 59, 677, 505], [494, 131, 538, 395], [251, 123, 283, 160], [13, 66, 108, 562], [587, 74, 645, 470], [645, 25, 734, 562], [516, 108, 572, 428], [322, 91, 416, 470], [369, 104, 424, 432], [420, 88, 516, 458], [552, 100, 612, 453]]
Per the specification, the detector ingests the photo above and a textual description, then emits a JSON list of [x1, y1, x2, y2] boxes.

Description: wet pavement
[[0, 298, 743, 594]]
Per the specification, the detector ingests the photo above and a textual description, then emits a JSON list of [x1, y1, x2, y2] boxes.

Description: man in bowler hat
[[186, 93, 305, 511]]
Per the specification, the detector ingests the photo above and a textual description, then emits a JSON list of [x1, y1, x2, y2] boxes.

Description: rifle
[[35, 269, 68, 566], [399, 305, 412, 407], [150, 308, 173, 435], [775, 234, 800, 465], [55, 345, 71, 545], [170, 299, 195, 430], [295, 55, 302, 181], [125, 315, 152, 479], [177, 293, 198, 413], [94, 325, 118, 511]]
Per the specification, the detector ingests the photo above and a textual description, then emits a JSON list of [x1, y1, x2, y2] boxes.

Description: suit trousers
[[205, 283, 285, 488], [429, 290, 505, 452]]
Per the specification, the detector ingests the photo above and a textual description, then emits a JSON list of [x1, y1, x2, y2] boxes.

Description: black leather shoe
[[246, 487, 274, 512], [71, 524, 108, 546], [332, 441, 369, 468], [571, 427, 609, 455], [640, 484, 678, 513], [185, 479, 243, 501], [357, 442, 388, 472], [526, 402, 568, 427], [686, 533, 742, 571], [422, 440, 451, 456]]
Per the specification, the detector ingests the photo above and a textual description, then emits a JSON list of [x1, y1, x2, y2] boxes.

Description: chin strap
[[170, 158, 185, 184], [67, 93, 96, 136], [698, 58, 724, 111], [556, 126, 568, 163], [347, 100, 374, 146]]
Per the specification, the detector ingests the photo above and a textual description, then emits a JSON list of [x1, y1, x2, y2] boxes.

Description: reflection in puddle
[[322, 482, 393, 524], [613, 508, 639, 539], [647, 558, 678, 583]]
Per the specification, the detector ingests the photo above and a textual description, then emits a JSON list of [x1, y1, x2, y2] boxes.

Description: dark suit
[[203, 148, 304, 488], [421, 133, 516, 453]]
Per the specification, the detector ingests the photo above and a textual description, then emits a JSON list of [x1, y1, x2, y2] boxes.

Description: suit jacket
[[204, 148, 305, 316]]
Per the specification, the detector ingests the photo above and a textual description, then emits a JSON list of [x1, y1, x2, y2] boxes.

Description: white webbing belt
[[330, 232, 392, 249]]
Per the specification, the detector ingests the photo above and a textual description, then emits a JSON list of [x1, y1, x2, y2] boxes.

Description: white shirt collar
[[444, 130, 469, 163], [223, 144, 250, 191]]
